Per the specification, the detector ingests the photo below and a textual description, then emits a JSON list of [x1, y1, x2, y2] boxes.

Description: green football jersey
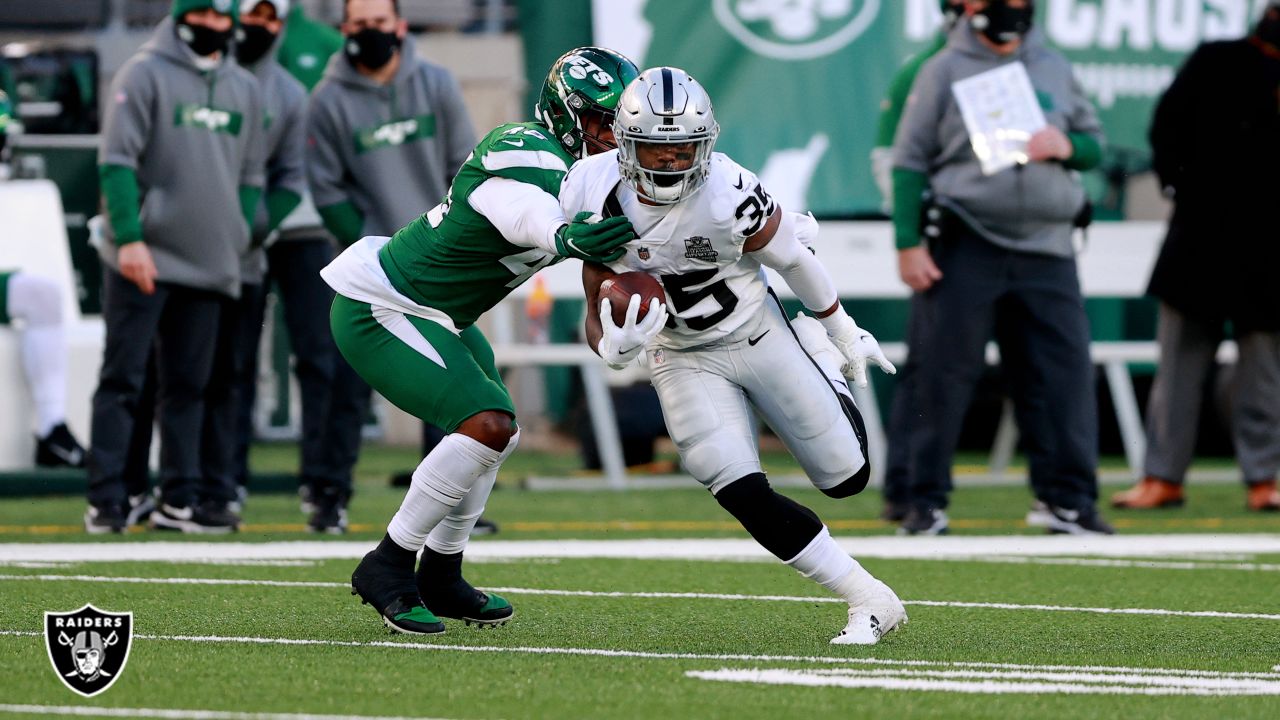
[[378, 122, 572, 328]]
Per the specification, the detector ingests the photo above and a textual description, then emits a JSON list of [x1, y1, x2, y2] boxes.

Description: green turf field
[[1, 446, 1278, 718]]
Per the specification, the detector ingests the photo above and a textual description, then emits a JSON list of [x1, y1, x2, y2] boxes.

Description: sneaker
[[35, 423, 87, 468], [351, 550, 445, 635], [1111, 476, 1184, 509], [125, 491, 157, 527], [470, 516, 500, 537], [228, 484, 249, 515], [416, 553, 514, 627], [84, 504, 125, 534], [880, 501, 910, 523], [897, 506, 948, 535], [150, 502, 241, 534], [1246, 479, 1280, 512], [1026, 501, 1115, 535], [308, 501, 349, 535], [298, 484, 315, 515], [831, 579, 907, 645]]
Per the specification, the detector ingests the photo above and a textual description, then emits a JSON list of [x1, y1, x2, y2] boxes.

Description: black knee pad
[[821, 463, 870, 499], [713, 473, 823, 560]]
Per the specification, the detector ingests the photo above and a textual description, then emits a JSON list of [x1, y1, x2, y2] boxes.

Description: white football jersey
[[561, 150, 778, 349]]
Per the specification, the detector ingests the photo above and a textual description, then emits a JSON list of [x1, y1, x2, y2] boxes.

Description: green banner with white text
[[517, 0, 1278, 216]]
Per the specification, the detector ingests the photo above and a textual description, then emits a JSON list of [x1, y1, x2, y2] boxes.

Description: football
[[599, 271, 665, 326]]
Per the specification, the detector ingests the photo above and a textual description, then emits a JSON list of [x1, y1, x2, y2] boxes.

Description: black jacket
[[1146, 37, 1280, 333]]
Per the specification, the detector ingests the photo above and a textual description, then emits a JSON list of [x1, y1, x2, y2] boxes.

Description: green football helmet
[[535, 47, 639, 159]]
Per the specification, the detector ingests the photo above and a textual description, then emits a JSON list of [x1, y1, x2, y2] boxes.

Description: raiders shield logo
[[44, 605, 132, 697]]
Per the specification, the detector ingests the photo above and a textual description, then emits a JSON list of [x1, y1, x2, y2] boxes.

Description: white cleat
[[831, 580, 907, 645]]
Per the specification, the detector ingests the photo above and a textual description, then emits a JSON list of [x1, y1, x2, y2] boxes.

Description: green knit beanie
[[171, 0, 238, 23]]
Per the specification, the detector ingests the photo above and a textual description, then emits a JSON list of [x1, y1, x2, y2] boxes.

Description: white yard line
[[2, 629, 1277, 681], [686, 668, 1280, 696], [1, 535, 1280, 563], [2, 574, 1278, 621], [0, 706, 456, 720], [959, 556, 1280, 572]]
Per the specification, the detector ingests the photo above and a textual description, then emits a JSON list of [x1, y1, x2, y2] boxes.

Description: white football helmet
[[613, 67, 719, 205]]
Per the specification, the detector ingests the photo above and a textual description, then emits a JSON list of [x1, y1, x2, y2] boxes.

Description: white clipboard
[[951, 61, 1047, 176]]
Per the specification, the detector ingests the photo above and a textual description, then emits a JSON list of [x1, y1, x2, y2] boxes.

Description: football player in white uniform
[[562, 67, 906, 645]]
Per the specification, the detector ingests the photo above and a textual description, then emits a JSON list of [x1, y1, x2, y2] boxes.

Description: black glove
[[554, 211, 636, 263]]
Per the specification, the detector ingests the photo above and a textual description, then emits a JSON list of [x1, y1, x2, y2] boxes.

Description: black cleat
[[84, 503, 126, 534], [308, 500, 349, 535], [1027, 501, 1116, 535], [351, 550, 444, 635], [36, 423, 86, 468], [417, 549, 514, 627], [897, 506, 949, 536]]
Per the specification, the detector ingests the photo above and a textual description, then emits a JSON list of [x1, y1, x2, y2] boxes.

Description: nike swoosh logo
[[747, 330, 770, 346], [502, 139, 525, 147], [50, 446, 83, 465], [733, 174, 744, 190], [617, 346, 639, 357]]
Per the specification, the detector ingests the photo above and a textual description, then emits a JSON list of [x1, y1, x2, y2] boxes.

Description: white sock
[[785, 526, 874, 603], [386, 433, 504, 552], [425, 429, 519, 555], [24, 325, 67, 438], [8, 274, 67, 437]]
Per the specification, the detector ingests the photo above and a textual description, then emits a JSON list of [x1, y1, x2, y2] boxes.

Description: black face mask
[[235, 23, 278, 66], [344, 28, 401, 70], [972, 2, 1034, 45], [942, 1, 965, 30], [176, 20, 232, 57]]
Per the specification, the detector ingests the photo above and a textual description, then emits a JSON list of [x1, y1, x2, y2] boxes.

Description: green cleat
[[351, 550, 445, 635]]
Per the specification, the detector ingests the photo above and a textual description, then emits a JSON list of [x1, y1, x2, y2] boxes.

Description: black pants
[[87, 269, 221, 509], [203, 284, 262, 505], [904, 227, 1098, 511]]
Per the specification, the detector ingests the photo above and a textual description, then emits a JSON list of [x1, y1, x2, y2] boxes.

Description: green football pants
[[329, 294, 515, 433]]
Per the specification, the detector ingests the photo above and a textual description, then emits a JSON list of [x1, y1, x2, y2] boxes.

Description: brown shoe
[[1246, 479, 1280, 512], [1111, 476, 1185, 509]]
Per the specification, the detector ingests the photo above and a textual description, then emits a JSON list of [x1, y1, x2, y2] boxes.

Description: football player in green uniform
[[322, 47, 641, 635]]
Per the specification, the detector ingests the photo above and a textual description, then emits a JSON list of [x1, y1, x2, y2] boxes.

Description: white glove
[[817, 306, 896, 388], [597, 294, 669, 370]]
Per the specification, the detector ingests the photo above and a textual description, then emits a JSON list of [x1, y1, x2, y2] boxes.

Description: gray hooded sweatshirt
[[99, 16, 266, 297], [893, 22, 1104, 257], [241, 41, 308, 283], [305, 37, 475, 238]]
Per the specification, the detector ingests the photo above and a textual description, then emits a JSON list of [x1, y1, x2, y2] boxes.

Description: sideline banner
[[582, 0, 1272, 215]]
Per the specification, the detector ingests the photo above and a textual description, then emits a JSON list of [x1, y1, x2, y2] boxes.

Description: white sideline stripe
[[966, 556, 1280, 572], [3, 574, 1279, 621], [2, 535, 1280, 563], [687, 668, 1280, 697], [0, 705, 454, 720], [2, 630, 1277, 681]]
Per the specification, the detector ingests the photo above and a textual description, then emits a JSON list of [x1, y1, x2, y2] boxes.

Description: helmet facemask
[[614, 67, 719, 205]]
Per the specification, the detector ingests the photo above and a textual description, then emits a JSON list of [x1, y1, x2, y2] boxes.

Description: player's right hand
[[898, 245, 942, 292], [555, 211, 636, 263], [596, 294, 668, 370], [118, 241, 158, 295]]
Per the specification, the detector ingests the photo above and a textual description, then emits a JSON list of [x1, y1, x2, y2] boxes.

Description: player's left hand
[[821, 310, 896, 388], [597, 294, 668, 370]]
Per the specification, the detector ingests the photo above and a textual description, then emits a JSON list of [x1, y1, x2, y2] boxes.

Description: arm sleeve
[[305, 95, 354, 210], [892, 168, 929, 249], [748, 211, 838, 313], [266, 189, 302, 232], [263, 84, 308, 232], [318, 201, 364, 247], [467, 177, 566, 253], [98, 61, 154, 170], [1061, 63, 1105, 171], [98, 164, 144, 246], [434, 67, 477, 181], [239, 185, 262, 231]]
